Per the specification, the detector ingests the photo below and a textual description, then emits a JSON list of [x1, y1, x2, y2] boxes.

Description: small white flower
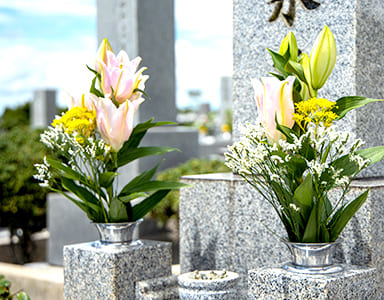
[[289, 203, 300, 212]]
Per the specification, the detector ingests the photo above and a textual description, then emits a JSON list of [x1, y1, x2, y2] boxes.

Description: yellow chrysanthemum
[[293, 97, 338, 130], [52, 106, 96, 140]]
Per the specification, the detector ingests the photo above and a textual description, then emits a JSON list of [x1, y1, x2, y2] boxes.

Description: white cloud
[[0, 0, 96, 16]]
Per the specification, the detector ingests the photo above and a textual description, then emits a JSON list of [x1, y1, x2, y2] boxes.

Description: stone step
[[0, 262, 63, 300]]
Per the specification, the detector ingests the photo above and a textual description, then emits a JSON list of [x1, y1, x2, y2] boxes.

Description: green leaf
[[99, 172, 118, 188], [268, 72, 286, 81], [16, 292, 31, 300], [49, 188, 102, 221], [329, 190, 369, 241], [61, 177, 100, 207], [46, 158, 82, 181], [357, 146, 384, 166], [266, 48, 290, 77], [293, 173, 313, 218], [331, 146, 384, 178], [275, 116, 298, 143], [120, 181, 189, 195], [302, 198, 322, 242], [131, 190, 170, 221], [119, 192, 148, 203], [119, 162, 162, 196], [117, 146, 178, 167], [109, 198, 128, 222], [86, 64, 98, 76], [284, 60, 307, 84], [89, 75, 104, 98], [334, 96, 383, 120], [47, 158, 107, 198], [120, 119, 176, 151]]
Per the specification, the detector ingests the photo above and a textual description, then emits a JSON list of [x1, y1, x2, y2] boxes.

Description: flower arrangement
[[34, 39, 188, 223], [225, 26, 384, 243]]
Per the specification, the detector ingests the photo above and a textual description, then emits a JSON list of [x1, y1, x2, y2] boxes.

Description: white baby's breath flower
[[289, 203, 300, 212], [270, 155, 284, 164]]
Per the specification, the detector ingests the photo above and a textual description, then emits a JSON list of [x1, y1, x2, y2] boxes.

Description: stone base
[[248, 265, 376, 299], [64, 240, 172, 300]]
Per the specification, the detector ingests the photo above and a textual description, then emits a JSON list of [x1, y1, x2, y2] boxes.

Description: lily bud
[[298, 53, 316, 100], [310, 26, 337, 90], [279, 32, 298, 62], [96, 38, 113, 73]]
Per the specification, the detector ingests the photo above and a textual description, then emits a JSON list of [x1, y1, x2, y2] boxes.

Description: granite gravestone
[[31, 89, 57, 129], [180, 0, 384, 296]]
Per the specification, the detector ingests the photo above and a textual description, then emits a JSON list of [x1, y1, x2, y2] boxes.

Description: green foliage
[[0, 274, 31, 299], [0, 126, 47, 231], [0, 103, 52, 263], [150, 158, 230, 225], [0, 103, 30, 130]]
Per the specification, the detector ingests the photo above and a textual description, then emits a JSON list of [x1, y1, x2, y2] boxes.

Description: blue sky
[[0, 0, 232, 115]]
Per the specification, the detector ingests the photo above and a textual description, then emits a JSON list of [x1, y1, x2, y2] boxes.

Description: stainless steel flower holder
[[283, 242, 343, 274], [94, 219, 143, 245]]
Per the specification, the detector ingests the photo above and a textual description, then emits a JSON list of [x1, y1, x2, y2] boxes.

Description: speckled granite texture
[[63, 240, 171, 300], [135, 275, 179, 300], [178, 271, 240, 300], [179, 173, 384, 297], [248, 265, 376, 299], [233, 0, 384, 177]]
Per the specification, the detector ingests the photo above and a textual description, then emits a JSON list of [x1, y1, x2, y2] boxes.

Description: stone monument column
[[31, 89, 57, 129], [97, 0, 177, 123]]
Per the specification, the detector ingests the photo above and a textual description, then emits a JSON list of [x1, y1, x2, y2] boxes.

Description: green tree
[[0, 103, 50, 263]]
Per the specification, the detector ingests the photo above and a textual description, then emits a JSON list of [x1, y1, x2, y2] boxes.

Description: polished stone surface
[[179, 173, 384, 296], [249, 265, 376, 299], [64, 240, 171, 300], [233, 0, 384, 177]]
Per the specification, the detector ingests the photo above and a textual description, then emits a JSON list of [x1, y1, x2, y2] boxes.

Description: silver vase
[[94, 219, 143, 246], [282, 241, 343, 274]]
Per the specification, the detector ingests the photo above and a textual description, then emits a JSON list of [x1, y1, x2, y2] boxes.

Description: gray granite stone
[[97, 0, 176, 123], [31, 89, 57, 129], [248, 265, 377, 299], [233, 0, 384, 177], [63, 240, 171, 300], [179, 173, 384, 297], [47, 193, 99, 266], [135, 275, 179, 300], [178, 271, 240, 300]]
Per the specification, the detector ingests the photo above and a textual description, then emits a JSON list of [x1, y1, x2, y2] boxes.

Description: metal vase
[[282, 241, 343, 274], [94, 219, 143, 246]]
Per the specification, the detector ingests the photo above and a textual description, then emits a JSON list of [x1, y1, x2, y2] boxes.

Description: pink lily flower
[[98, 50, 149, 104], [251, 76, 295, 142], [94, 98, 144, 151], [68, 93, 97, 111]]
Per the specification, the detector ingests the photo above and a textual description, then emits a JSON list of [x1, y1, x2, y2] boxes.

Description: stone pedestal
[[63, 240, 171, 300], [179, 174, 384, 296], [248, 266, 376, 299]]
